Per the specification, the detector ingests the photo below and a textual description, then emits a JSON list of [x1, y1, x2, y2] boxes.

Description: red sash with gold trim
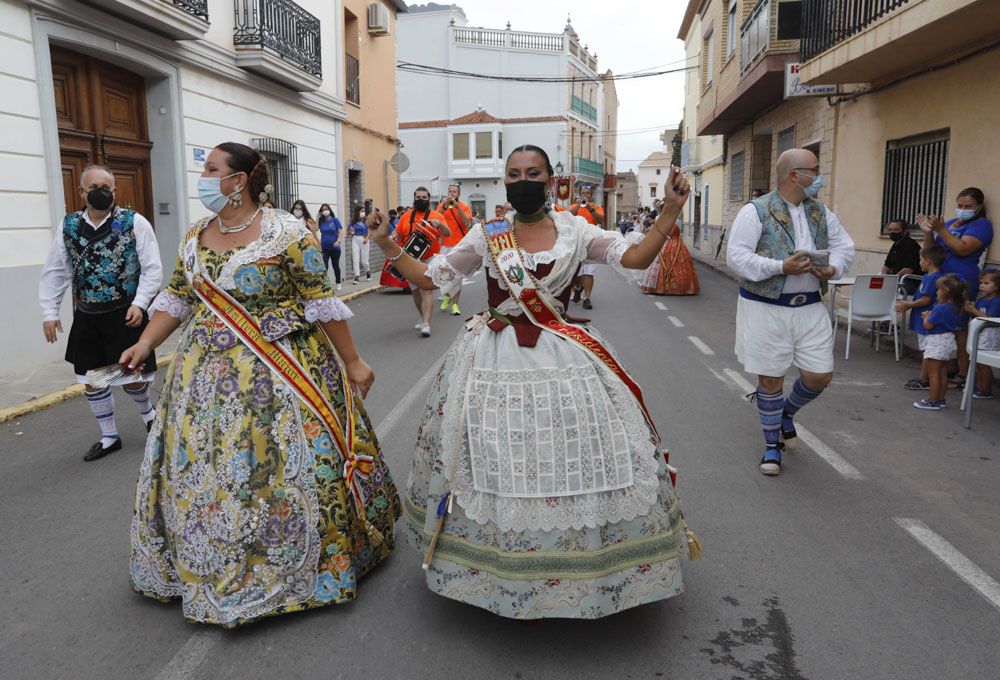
[[187, 264, 374, 523], [482, 218, 661, 443]]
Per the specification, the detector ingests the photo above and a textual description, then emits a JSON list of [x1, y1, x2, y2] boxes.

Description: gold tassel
[[365, 520, 385, 548], [683, 520, 703, 561]]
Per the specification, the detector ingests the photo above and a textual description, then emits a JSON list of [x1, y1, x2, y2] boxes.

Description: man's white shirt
[[38, 210, 163, 321], [726, 198, 855, 294]]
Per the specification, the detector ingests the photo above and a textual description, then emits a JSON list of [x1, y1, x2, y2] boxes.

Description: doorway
[[50, 46, 154, 220]]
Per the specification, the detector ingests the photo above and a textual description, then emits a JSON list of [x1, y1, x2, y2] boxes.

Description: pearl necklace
[[218, 206, 261, 234]]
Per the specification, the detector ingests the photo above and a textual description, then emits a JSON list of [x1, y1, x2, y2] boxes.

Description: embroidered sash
[[482, 218, 661, 443], [184, 234, 374, 524]]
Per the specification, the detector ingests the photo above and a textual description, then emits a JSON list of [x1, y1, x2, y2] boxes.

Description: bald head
[[776, 149, 818, 187]]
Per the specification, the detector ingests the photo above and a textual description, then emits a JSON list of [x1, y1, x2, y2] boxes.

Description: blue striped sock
[[123, 383, 155, 425], [756, 388, 784, 449], [85, 387, 118, 446], [783, 378, 824, 419]]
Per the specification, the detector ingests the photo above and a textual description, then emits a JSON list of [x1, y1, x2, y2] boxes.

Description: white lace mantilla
[[303, 296, 353, 322], [149, 291, 192, 321]]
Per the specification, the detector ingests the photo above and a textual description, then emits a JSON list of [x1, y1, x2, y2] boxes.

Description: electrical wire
[[396, 61, 695, 83]]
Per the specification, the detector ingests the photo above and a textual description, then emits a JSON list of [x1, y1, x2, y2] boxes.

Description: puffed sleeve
[[425, 223, 485, 293], [285, 232, 353, 322], [582, 224, 644, 275], [148, 254, 194, 321]]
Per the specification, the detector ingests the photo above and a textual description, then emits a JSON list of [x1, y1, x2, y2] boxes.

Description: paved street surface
[[3, 264, 1000, 680]]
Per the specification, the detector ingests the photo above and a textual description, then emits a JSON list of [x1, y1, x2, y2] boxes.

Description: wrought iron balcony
[[574, 157, 604, 180], [345, 52, 360, 106], [234, 0, 322, 88], [801, 0, 912, 62], [88, 0, 209, 39], [571, 95, 597, 123], [170, 0, 208, 20]]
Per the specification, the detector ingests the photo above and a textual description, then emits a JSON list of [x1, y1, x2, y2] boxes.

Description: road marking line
[[374, 357, 443, 437], [688, 336, 714, 355], [668, 316, 685, 328], [654, 301, 668, 311], [154, 630, 222, 680], [794, 425, 865, 479], [715, 368, 865, 479], [895, 518, 1000, 612]]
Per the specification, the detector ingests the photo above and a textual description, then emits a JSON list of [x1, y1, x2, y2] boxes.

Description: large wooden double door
[[50, 46, 154, 221]]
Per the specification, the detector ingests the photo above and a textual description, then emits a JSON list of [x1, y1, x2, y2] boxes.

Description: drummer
[[392, 187, 448, 337]]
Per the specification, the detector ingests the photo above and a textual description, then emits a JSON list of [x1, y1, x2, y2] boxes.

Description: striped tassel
[[421, 492, 452, 571]]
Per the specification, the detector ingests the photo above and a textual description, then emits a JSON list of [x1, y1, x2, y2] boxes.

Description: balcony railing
[[801, 0, 912, 61], [233, 0, 322, 78], [740, 0, 771, 75], [452, 27, 564, 52], [571, 95, 597, 123], [171, 0, 208, 20], [345, 52, 360, 105], [574, 157, 603, 179]]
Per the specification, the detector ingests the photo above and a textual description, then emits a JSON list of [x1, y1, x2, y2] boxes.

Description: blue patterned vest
[[740, 190, 829, 299], [62, 207, 140, 313]]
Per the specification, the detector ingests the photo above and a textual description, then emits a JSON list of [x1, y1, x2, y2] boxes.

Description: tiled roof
[[399, 111, 567, 129], [639, 151, 672, 166]]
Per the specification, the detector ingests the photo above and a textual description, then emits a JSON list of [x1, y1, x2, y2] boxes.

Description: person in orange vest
[[392, 186, 449, 337], [569, 185, 606, 309], [435, 184, 473, 316]]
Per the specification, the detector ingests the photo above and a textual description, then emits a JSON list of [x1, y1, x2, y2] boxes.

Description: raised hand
[[366, 208, 389, 243], [662, 166, 691, 210]]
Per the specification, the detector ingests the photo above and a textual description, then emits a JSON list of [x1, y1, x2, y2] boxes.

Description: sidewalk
[[0, 282, 385, 421]]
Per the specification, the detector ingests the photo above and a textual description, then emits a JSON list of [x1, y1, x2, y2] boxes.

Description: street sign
[[390, 151, 410, 173], [784, 63, 837, 98]]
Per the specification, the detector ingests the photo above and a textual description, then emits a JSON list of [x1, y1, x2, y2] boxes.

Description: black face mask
[[87, 187, 114, 211], [413, 198, 430, 212], [505, 180, 547, 216], [889, 231, 904, 242]]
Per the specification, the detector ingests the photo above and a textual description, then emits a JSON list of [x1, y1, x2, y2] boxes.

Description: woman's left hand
[[345, 357, 375, 398]]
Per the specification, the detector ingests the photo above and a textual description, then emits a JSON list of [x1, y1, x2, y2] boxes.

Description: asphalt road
[[3, 264, 999, 680]]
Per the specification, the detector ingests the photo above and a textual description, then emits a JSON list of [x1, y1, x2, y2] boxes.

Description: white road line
[[154, 630, 222, 680], [895, 518, 1000, 612], [715, 368, 865, 480], [687, 336, 714, 355], [154, 357, 446, 679], [654, 301, 668, 311], [794, 425, 865, 480], [668, 316, 685, 328]]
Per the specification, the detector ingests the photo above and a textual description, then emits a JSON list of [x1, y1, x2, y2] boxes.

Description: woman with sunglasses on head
[[368, 144, 697, 620]]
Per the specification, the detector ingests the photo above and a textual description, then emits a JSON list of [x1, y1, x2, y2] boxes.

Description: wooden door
[[50, 47, 153, 221]]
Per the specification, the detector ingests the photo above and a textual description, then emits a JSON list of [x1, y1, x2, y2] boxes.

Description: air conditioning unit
[[367, 3, 390, 35]]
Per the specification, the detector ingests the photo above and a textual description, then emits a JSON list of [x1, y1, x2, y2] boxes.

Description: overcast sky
[[430, 0, 691, 173]]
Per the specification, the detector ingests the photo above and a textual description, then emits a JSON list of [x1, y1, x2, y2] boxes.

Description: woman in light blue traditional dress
[[368, 145, 697, 619]]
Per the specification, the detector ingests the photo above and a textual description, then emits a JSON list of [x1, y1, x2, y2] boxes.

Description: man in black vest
[[882, 218, 923, 295], [39, 165, 163, 461]]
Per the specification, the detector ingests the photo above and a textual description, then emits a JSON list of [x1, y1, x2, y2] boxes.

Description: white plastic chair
[[961, 316, 1000, 429], [833, 274, 902, 361]]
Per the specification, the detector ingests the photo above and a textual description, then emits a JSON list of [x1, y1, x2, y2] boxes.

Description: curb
[[0, 283, 386, 423]]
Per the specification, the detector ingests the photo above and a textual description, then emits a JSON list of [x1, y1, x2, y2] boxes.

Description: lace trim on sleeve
[[149, 291, 192, 321], [603, 230, 644, 276], [425, 254, 463, 294], [303, 296, 354, 323]]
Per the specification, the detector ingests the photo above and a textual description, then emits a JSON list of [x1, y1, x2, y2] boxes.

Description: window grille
[[776, 126, 796, 156], [251, 137, 298, 211], [881, 129, 949, 232], [730, 151, 745, 201]]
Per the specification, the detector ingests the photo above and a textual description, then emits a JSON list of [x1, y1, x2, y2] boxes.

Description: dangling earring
[[228, 188, 244, 209]]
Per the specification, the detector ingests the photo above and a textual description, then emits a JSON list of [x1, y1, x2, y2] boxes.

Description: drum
[[379, 220, 441, 288]]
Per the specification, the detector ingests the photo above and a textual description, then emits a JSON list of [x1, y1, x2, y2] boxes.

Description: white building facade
[[396, 6, 612, 219], [1, 0, 361, 377]]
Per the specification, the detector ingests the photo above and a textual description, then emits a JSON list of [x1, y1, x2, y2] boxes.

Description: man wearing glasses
[[726, 148, 855, 477]]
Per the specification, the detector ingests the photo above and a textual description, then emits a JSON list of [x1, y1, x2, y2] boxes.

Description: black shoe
[[145, 419, 153, 433], [780, 413, 797, 449], [84, 437, 122, 462], [582, 298, 593, 310], [572, 288, 582, 303]]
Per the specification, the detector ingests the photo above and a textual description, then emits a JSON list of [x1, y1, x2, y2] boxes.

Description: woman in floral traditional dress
[[368, 145, 696, 620], [641, 219, 700, 296], [119, 143, 399, 626]]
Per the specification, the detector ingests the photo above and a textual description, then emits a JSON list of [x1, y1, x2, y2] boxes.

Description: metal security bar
[[233, 0, 322, 78], [801, 0, 912, 62], [345, 52, 360, 105], [171, 0, 208, 20], [880, 130, 949, 231], [251, 137, 299, 211], [740, 0, 771, 75]]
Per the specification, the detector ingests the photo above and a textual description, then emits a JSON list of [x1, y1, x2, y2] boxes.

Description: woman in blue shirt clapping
[[317, 203, 343, 290]]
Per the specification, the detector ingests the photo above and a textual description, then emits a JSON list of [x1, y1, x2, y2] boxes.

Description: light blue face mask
[[799, 173, 823, 199], [956, 208, 977, 222], [197, 172, 240, 214]]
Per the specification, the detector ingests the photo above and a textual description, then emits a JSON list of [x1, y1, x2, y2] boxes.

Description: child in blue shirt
[[898, 244, 945, 390], [914, 274, 966, 410], [963, 269, 1000, 399]]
